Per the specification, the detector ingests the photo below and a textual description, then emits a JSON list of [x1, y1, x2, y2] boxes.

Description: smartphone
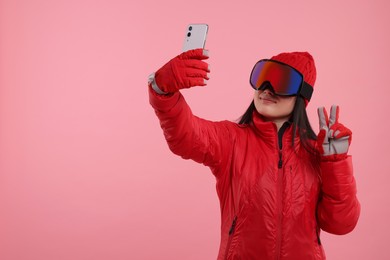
[[182, 24, 209, 52]]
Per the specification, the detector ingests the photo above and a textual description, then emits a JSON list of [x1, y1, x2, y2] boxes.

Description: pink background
[[0, 0, 388, 259]]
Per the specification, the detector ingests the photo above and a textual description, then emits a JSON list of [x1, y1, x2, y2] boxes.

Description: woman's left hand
[[317, 105, 352, 161]]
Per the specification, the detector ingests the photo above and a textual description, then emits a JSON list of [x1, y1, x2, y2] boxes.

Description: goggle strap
[[300, 81, 313, 101]]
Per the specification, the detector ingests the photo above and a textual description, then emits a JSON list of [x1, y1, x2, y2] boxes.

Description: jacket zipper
[[224, 215, 237, 260], [275, 149, 283, 260], [275, 122, 290, 260]]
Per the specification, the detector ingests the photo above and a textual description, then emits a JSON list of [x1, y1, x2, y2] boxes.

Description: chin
[[256, 109, 274, 119]]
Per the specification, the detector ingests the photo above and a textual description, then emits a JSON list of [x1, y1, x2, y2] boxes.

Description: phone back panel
[[182, 24, 208, 52]]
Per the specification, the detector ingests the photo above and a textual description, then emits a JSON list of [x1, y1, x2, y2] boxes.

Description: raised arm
[[316, 105, 361, 234], [148, 49, 236, 174]]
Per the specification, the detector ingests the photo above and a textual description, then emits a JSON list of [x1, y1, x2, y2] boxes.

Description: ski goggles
[[249, 59, 313, 101]]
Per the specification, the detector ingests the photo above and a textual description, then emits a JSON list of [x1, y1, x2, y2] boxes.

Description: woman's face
[[253, 89, 297, 122]]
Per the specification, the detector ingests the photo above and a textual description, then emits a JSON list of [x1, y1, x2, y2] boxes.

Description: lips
[[260, 96, 277, 103]]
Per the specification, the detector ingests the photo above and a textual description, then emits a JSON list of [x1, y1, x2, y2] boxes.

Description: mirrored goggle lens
[[250, 60, 303, 95]]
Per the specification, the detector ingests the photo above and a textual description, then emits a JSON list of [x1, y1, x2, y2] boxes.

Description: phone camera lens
[[189, 26, 192, 31], [187, 32, 191, 37]]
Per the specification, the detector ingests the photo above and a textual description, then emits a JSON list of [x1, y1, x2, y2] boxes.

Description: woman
[[148, 49, 360, 259]]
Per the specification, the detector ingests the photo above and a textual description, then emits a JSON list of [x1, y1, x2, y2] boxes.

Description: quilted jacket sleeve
[[148, 87, 235, 175], [317, 156, 361, 235]]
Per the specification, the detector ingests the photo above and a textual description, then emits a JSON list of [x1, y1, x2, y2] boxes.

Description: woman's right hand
[[154, 48, 210, 94]]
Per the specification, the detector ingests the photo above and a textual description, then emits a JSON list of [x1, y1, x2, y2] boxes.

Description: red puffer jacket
[[149, 88, 360, 260]]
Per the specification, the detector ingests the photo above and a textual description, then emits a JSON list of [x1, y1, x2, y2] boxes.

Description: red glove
[[317, 105, 352, 161], [153, 49, 210, 94]]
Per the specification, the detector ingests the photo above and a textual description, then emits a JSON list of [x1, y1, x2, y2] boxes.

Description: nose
[[262, 88, 274, 96], [259, 82, 275, 95]]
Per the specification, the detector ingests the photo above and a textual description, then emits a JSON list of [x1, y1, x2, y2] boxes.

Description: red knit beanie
[[271, 51, 316, 105]]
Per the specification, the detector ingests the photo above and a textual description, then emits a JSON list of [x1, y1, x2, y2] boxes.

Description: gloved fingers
[[317, 128, 329, 144], [185, 68, 209, 80], [330, 123, 351, 137], [329, 123, 352, 144], [184, 60, 210, 72], [317, 129, 327, 154], [182, 77, 208, 88], [317, 107, 329, 130], [179, 48, 209, 60], [332, 136, 350, 143], [329, 136, 350, 155], [329, 105, 339, 127]]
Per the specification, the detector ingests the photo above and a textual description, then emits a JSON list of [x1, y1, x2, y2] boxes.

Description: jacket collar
[[251, 110, 300, 150]]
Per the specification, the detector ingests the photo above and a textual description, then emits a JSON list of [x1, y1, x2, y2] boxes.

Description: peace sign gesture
[[317, 105, 352, 161]]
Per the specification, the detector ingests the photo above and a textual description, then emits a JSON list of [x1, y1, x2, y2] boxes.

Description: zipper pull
[[229, 216, 237, 235], [278, 150, 283, 168]]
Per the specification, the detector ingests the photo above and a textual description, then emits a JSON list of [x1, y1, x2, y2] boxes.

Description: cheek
[[277, 97, 296, 116], [253, 92, 263, 106], [253, 91, 260, 106], [286, 99, 296, 113]]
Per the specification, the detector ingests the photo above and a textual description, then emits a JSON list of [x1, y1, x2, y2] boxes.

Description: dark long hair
[[238, 97, 319, 156]]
